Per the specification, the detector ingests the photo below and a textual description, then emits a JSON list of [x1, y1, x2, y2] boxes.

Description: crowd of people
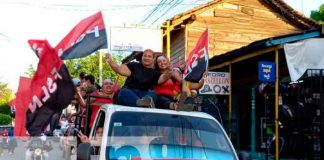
[[15, 48, 207, 159]]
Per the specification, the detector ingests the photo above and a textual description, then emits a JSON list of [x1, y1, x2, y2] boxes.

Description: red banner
[[14, 76, 32, 137], [183, 29, 209, 83]]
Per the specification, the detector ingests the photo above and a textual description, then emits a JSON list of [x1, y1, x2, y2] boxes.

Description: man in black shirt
[[106, 49, 171, 108]]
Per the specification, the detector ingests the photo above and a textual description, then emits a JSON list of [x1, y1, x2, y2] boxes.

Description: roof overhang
[[209, 27, 323, 70]]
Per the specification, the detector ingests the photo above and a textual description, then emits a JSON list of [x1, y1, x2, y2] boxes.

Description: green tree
[[0, 79, 13, 105], [0, 113, 12, 125], [24, 64, 36, 78], [65, 51, 127, 86], [310, 4, 324, 24], [0, 103, 11, 115]]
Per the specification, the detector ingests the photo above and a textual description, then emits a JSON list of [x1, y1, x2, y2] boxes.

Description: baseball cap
[[72, 78, 81, 86]]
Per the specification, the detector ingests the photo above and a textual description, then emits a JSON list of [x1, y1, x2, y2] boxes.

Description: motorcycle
[[27, 137, 52, 160]]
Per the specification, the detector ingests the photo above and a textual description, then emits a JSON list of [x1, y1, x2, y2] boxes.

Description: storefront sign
[[199, 72, 230, 95], [258, 61, 276, 82]]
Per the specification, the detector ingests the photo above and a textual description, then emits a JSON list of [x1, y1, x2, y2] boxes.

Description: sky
[[0, 0, 323, 92]]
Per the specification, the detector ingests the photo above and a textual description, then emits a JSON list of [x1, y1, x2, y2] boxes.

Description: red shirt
[[1, 130, 8, 136], [154, 79, 181, 98], [89, 91, 113, 127]]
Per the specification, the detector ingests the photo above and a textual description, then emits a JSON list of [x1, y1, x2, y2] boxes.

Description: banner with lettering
[[25, 40, 75, 136], [199, 72, 230, 95]]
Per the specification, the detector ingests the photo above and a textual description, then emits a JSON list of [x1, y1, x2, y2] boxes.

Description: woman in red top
[[77, 78, 114, 128], [154, 55, 182, 110]]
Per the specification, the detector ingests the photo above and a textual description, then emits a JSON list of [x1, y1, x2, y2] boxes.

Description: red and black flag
[[25, 40, 75, 136], [28, 39, 52, 58], [183, 28, 209, 83], [55, 11, 107, 59]]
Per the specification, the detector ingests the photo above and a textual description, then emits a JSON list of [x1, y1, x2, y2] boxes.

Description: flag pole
[[99, 51, 103, 85]]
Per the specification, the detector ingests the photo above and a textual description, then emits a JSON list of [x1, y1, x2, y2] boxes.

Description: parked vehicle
[[77, 104, 238, 160]]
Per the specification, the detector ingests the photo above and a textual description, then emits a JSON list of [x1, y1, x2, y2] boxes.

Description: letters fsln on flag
[[26, 40, 75, 136], [183, 28, 209, 83]]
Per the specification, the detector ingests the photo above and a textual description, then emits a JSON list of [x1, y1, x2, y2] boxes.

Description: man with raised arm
[[105, 49, 171, 108]]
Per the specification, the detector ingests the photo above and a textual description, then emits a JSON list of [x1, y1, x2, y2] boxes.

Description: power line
[[141, 0, 167, 23], [150, 0, 184, 25]]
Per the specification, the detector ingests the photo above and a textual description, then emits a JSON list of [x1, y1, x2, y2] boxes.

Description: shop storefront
[[208, 28, 324, 159]]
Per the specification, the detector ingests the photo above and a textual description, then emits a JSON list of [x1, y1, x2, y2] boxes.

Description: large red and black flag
[[183, 28, 209, 83], [55, 11, 107, 59], [24, 40, 75, 136], [28, 11, 107, 59]]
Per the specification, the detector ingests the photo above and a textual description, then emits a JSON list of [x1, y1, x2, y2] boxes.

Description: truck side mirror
[[77, 142, 91, 160]]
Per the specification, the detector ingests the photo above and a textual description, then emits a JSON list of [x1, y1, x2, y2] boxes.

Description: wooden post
[[275, 49, 279, 160], [229, 64, 232, 138], [166, 20, 171, 60]]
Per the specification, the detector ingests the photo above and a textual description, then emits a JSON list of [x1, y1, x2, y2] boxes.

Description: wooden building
[[161, 0, 322, 159], [161, 0, 319, 67]]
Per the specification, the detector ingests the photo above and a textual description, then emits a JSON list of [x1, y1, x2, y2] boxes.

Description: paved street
[[0, 137, 77, 160]]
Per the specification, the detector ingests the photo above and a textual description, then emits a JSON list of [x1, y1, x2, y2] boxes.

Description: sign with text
[[199, 72, 230, 95], [258, 61, 276, 82]]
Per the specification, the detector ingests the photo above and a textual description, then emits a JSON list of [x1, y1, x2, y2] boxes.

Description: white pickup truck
[[77, 104, 238, 160]]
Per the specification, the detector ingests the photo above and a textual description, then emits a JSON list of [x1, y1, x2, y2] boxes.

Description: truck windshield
[[106, 112, 236, 160]]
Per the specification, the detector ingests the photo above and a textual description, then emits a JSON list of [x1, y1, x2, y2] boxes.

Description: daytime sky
[[0, 0, 323, 92]]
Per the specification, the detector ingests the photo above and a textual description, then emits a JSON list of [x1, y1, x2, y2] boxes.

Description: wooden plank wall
[[185, 0, 301, 58], [170, 29, 186, 68]]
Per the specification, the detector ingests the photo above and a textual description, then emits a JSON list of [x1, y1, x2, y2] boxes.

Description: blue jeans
[[117, 88, 157, 107]]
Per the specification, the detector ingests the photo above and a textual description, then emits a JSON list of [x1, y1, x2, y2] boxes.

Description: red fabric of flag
[[24, 40, 75, 136], [183, 29, 209, 83], [28, 40, 63, 108], [14, 76, 32, 137], [55, 11, 107, 59]]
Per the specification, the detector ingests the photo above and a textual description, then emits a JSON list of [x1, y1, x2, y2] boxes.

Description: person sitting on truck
[[105, 49, 172, 108], [76, 78, 114, 128], [154, 54, 206, 111], [153, 55, 183, 110]]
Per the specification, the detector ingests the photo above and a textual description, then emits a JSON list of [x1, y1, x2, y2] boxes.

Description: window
[[106, 112, 236, 160]]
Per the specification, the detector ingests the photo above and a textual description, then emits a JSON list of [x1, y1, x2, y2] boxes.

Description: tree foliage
[[0, 103, 11, 115], [0, 113, 12, 125], [65, 51, 126, 86], [24, 64, 36, 78], [310, 4, 324, 24], [0, 79, 13, 105], [23, 51, 128, 87]]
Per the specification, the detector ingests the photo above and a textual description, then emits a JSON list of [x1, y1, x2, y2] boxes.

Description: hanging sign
[[258, 61, 276, 82], [199, 72, 230, 95]]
